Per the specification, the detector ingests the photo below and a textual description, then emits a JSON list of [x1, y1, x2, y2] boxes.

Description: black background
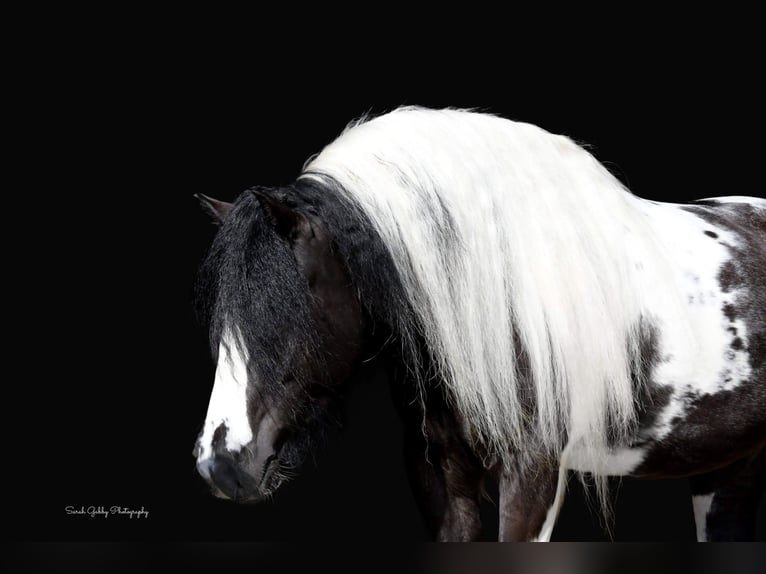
[[10, 21, 765, 546]]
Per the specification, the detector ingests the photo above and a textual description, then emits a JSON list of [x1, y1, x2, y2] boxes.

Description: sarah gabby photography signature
[[65, 506, 149, 519]]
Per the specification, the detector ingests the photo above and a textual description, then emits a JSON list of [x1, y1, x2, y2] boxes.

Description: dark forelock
[[196, 189, 323, 397]]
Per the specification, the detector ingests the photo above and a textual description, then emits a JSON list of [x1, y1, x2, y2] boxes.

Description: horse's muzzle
[[198, 454, 264, 501]]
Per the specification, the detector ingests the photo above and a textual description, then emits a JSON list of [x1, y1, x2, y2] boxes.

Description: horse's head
[[193, 189, 364, 502]]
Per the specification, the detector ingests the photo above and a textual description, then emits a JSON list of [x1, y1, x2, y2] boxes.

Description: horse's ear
[[194, 193, 233, 225], [253, 190, 312, 241]]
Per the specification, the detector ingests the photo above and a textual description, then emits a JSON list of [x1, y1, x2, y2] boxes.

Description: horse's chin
[[210, 482, 287, 504], [256, 459, 288, 499]]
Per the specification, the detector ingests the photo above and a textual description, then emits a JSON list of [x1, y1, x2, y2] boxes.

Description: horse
[[192, 107, 765, 541]]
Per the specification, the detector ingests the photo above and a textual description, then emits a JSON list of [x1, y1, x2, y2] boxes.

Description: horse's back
[[695, 196, 766, 208]]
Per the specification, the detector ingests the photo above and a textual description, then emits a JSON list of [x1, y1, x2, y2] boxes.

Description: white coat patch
[[197, 328, 253, 464]]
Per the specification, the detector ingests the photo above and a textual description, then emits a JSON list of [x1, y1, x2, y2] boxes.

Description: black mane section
[[196, 190, 323, 399], [289, 177, 414, 348]]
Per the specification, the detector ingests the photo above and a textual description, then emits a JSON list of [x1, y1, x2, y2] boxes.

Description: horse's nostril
[[208, 458, 242, 499]]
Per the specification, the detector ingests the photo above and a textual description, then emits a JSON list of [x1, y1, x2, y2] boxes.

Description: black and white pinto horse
[[193, 108, 765, 541]]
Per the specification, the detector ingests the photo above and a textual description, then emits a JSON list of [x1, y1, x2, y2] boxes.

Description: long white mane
[[302, 107, 679, 474]]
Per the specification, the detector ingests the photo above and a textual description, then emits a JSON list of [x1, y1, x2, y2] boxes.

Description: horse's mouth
[[208, 454, 286, 503]]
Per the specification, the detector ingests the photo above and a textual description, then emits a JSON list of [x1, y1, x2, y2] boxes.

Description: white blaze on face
[[197, 329, 253, 466]]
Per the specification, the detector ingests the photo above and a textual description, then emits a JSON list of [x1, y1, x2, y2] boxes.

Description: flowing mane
[[300, 107, 682, 471]]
